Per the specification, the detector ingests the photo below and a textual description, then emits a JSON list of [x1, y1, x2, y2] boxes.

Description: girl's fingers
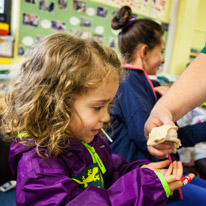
[[171, 161, 183, 179], [165, 163, 173, 176], [176, 161, 183, 178], [165, 175, 180, 183], [172, 161, 177, 176], [149, 159, 170, 169], [168, 173, 195, 192]]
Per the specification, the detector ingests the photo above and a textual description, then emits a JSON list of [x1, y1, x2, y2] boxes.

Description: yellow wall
[[192, 0, 206, 50], [169, 0, 200, 75]]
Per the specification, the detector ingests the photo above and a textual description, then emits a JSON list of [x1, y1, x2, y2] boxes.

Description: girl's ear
[[140, 44, 149, 59]]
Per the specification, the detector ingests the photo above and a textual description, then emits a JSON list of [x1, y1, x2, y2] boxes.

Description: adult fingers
[[147, 146, 172, 159], [153, 142, 174, 150]]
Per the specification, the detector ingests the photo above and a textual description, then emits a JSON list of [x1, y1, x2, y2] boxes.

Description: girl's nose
[[100, 107, 110, 123]]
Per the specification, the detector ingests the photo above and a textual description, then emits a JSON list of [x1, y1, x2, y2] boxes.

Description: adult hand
[[147, 143, 174, 159], [144, 111, 178, 158], [154, 85, 169, 97]]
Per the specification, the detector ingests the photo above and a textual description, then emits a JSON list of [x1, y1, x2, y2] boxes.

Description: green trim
[[140, 165, 147, 168], [81, 141, 106, 174], [81, 141, 106, 188], [155, 171, 171, 198], [81, 141, 95, 163], [16, 132, 29, 138]]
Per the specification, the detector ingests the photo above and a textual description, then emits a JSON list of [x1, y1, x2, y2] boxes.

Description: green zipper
[[81, 141, 106, 174]]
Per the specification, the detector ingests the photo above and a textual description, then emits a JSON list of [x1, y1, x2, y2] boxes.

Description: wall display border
[[15, 0, 169, 59]]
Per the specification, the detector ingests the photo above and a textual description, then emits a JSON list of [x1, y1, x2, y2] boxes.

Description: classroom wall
[[13, 0, 171, 63], [169, 0, 200, 76], [192, 0, 206, 50], [169, 0, 206, 76], [5, 0, 206, 76]]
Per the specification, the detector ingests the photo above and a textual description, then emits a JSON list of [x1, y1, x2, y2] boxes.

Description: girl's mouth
[[91, 129, 99, 135]]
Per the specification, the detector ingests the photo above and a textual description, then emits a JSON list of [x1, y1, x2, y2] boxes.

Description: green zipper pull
[[93, 150, 106, 174], [81, 141, 106, 174]]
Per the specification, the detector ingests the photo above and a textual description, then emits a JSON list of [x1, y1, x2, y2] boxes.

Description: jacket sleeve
[[17, 159, 169, 206], [66, 167, 169, 206]]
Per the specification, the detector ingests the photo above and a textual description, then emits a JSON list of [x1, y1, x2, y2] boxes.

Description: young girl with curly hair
[[2, 32, 190, 205]]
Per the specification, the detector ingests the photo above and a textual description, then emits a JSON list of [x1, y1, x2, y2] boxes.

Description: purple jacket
[[9, 135, 170, 206]]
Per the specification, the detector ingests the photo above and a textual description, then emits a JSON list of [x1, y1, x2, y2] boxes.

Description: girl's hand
[[145, 160, 177, 176], [164, 161, 194, 194], [145, 160, 195, 195]]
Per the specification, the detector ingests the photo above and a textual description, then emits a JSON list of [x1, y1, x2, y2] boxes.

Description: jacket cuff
[[154, 171, 171, 198], [140, 164, 147, 168]]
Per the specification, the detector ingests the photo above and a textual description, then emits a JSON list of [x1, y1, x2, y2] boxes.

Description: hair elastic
[[122, 15, 136, 30], [181, 175, 192, 186]]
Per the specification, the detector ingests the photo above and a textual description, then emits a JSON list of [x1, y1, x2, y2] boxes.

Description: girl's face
[[69, 79, 119, 143], [143, 36, 165, 75]]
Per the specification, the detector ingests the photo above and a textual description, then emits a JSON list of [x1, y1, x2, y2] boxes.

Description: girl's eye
[[94, 106, 103, 111]]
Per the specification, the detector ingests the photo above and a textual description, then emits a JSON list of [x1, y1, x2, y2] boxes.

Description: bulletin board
[[15, 0, 170, 59], [93, 0, 171, 23]]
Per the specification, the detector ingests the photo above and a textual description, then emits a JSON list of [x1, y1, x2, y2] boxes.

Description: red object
[[0, 29, 8, 35], [181, 175, 192, 186]]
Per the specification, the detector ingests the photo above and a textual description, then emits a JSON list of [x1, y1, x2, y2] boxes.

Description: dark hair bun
[[111, 6, 133, 30]]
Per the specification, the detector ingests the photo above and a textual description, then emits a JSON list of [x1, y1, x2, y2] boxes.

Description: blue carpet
[[0, 189, 16, 205]]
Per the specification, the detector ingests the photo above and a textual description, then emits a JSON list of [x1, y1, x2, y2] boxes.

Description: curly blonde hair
[[2, 32, 122, 157]]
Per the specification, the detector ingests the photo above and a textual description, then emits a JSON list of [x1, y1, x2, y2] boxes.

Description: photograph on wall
[[68, 29, 91, 39], [69, 29, 83, 38], [0, 0, 4, 14], [58, 0, 67, 9], [23, 13, 39, 27], [73, 0, 86, 13], [36, 35, 46, 44], [109, 37, 117, 49], [96, 7, 108, 18], [25, 0, 36, 4], [51, 20, 66, 31], [18, 0, 136, 58], [93, 34, 104, 44], [39, 0, 55, 12], [18, 45, 34, 57], [18, 44, 25, 56], [80, 17, 91, 28]]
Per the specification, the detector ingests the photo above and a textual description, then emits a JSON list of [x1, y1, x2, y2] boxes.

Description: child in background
[[109, 5, 206, 163], [1, 32, 190, 206], [108, 5, 206, 205]]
